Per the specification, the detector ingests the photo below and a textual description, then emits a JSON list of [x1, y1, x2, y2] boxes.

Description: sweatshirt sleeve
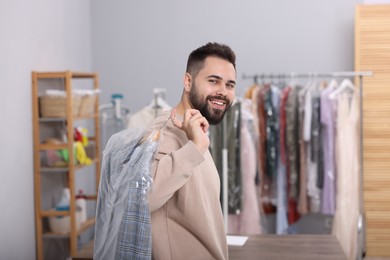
[[148, 130, 205, 212]]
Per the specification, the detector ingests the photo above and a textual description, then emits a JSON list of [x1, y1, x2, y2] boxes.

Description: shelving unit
[[32, 71, 100, 260]]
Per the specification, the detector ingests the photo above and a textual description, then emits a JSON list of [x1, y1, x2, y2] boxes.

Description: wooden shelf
[[33, 71, 96, 79], [40, 167, 69, 173], [39, 141, 97, 151], [40, 158, 99, 172], [42, 217, 96, 239], [39, 143, 68, 150], [39, 114, 98, 123], [39, 117, 67, 123], [85, 195, 97, 201], [32, 71, 101, 259], [41, 210, 70, 217], [39, 144, 97, 151]]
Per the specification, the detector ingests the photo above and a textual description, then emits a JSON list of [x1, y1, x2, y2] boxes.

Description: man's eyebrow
[[206, 75, 223, 80], [227, 80, 237, 85], [206, 75, 236, 85]]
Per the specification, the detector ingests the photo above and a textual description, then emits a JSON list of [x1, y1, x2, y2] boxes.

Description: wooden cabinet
[[355, 4, 390, 257], [32, 71, 100, 260]]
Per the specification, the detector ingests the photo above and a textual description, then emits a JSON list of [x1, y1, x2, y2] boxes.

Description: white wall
[[91, 0, 362, 114], [0, 1, 92, 259]]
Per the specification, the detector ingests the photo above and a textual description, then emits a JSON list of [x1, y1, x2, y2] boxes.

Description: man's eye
[[227, 83, 235, 89], [209, 79, 217, 84]]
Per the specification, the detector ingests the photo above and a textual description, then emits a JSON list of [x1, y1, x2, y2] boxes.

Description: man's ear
[[184, 73, 192, 92]]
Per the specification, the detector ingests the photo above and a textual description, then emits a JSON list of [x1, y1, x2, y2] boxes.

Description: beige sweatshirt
[[148, 111, 228, 260]]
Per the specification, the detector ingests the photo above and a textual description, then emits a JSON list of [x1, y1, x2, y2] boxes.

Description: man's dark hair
[[186, 42, 236, 78]]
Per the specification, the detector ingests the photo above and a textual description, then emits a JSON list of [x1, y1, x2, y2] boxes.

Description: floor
[[260, 213, 390, 260]]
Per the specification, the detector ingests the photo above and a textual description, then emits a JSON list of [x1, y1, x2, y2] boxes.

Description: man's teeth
[[212, 101, 224, 106]]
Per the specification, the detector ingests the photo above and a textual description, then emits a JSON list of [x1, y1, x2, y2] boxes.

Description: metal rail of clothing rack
[[231, 71, 372, 259]]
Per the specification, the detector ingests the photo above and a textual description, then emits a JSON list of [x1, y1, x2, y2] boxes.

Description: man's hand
[[170, 109, 210, 154]]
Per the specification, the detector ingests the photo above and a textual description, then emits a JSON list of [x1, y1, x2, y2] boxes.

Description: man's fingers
[[176, 109, 202, 128], [199, 117, 209, 133], [183, 109, 201, 122], [171, 108, 209, 133], [170, 109, 183, 129]]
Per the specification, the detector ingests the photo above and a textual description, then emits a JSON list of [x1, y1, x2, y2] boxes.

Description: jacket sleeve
[[148, 127, 205, 212]]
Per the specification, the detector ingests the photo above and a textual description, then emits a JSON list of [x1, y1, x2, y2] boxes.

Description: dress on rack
[[258, 85, 275, 214], [304, 85, 321, 213], [298, 85, 309, 215], [332, 90, 360, 260], [209, 102, 242, 214], [228, 99, 262, 235], [320, 83, 337, 215]]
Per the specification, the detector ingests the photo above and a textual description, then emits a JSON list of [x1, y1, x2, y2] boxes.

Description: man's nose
[[216, 84, 227, 96]]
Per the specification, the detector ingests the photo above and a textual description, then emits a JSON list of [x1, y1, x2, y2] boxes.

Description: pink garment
[[228, 100, 261, 234], [332, 91, 360, 260]]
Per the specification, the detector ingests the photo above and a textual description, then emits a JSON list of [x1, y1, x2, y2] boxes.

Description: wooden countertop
[[73, 234, 347, 260], [228, 234, 347, 260]]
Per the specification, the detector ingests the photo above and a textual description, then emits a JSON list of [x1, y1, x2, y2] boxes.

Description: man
[[147, 42, 236, 260]]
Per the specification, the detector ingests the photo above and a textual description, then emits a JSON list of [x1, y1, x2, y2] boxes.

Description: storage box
[[79, 95, 97, 116], [49, 209, 83, 235], [39, 95, 81, 118]]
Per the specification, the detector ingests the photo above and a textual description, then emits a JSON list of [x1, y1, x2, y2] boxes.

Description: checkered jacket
[[94, 128, 156, 260]]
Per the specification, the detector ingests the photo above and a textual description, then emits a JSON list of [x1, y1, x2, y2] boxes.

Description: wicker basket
[[39, 95, 81, 118], [79, 95, 97, 116]]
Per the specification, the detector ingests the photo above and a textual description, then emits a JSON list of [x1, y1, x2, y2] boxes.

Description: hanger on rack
[[148, 96, 171, 110], [147, 88, 171, 118], [327, 79, 338, 90], [329, 78, 355, 99]]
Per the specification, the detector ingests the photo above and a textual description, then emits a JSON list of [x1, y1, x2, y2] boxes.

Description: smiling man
[[147, 42, 236, 260]]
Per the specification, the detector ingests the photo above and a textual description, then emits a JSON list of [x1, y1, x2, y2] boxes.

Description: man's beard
[[188, 85, 232, 125]]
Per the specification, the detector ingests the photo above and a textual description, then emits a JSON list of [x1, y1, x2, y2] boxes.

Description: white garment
[[303, 86, 321, 213], [332, 90, 360, 260], [306, 146, 321, 213], [127, 106, 170, 129], [303, 87, 312, 141]]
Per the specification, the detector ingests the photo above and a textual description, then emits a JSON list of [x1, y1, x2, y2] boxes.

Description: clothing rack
[[238, 70, 373, 259], [242, 71, 373, 81]]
